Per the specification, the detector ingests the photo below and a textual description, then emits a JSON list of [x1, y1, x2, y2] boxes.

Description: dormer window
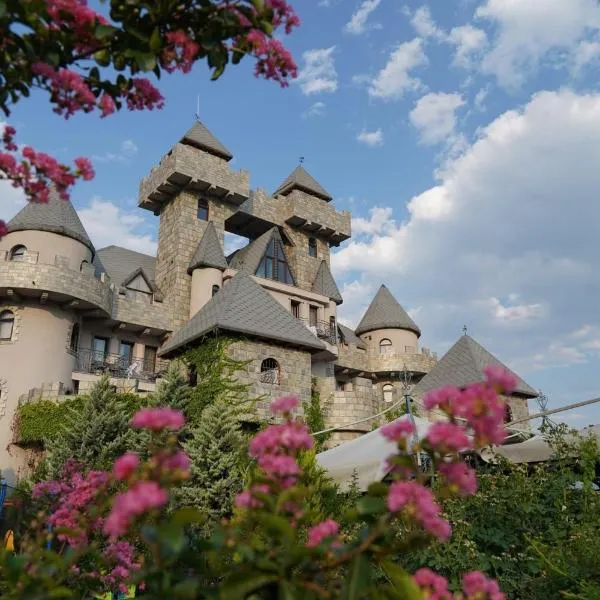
[[308, 237, 317, 258], [197, 198, 209, 221], [256, 238, 294, 285], [9, 245, 26, 261]]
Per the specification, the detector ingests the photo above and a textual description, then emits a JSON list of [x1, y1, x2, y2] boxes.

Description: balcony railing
[[296, 318, 337, 345], [74, 349, 168, 382]]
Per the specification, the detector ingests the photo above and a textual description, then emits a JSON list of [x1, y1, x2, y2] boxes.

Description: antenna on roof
[[462, 325, 468, 336], [195, 95, 200, 121], [299, 156, 305, 165]]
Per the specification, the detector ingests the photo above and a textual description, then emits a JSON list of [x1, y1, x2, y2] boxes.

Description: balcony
[[74, 349, 169, 382], [296, 318, 337, 345]]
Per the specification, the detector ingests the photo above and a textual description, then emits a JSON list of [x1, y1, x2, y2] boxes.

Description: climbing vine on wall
[[304, 378, 332, 452]]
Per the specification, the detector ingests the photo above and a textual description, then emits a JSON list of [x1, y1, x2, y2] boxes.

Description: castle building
[[0, 120, 537, 483]]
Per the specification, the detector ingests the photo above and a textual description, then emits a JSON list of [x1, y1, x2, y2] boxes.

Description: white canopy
[[316, 416, 433, 491]]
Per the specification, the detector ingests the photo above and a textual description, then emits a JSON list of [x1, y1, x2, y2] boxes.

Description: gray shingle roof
[[337, 323, 367, 349], [412, 334, 538, 398], [273, 166, 332, 201], [159, 273, 325, 356], [228, 227, 278, 274], [180, 121, 233, 161], [96, 246, 157, 288], [355, 285, 421, 337], [188, 222, 227, 273], [7, 189, 94, 252], [312, 260, 343, 304]]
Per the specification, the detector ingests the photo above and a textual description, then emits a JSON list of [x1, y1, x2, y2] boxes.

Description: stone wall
[[326, 377, 381, 435], [367, 349, 438, 376], [227, 339, 312, 420], [284, 226, 331, 293], [114, 295, 170, 331]]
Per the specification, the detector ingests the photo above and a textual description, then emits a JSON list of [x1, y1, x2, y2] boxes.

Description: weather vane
[[299, 156, 305, 165], [195, 95, 200, 121], [462, 325, 468, 336]]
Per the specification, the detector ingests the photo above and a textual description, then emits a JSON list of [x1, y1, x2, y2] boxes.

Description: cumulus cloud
[[448, 25, 488, 68], [302, 102, 326, 118], [92, 139, 139, 163], [409, 92, 465, 145], [356, 128, 384, 147], [368, 38, 428, 100], [333, 89, 600, 374], [410, 6, 444, 40], [78, 197, 157, 255], [296, 47, 338, 95], [476, 0, 600, 87], [344, 0, 381, 35]]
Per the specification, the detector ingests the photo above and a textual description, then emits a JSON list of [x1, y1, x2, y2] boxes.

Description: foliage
[[0, 369, 517, 599], [0, 0, 299, 235], [43, 375, 145, 478], [15, 397, 85, 444], [304, 378, 332, 452], [149, 360, 191, 414], [184, 335, 257, 424]]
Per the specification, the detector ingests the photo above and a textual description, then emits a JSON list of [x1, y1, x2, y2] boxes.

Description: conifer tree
[[44, 376, 140, 478], [174, 399, 248, 529], [150, 360, 191, 413]]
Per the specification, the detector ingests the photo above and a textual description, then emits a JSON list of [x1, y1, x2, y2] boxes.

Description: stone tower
[[138, 120, 249, 330]]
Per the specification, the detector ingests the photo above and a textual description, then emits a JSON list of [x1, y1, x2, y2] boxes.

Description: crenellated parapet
[[367, 348, 438, 375]]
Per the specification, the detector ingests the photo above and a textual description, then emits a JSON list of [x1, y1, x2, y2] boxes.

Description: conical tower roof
[[312, 260, 343, 304], [180, 120, 233, 161], [159, 272, 325, 357], [355, 285, 420, 337], [7, 190, 94, 253], [188, 222, 227, 273], [413, 334, 537, 398], [273, 165, 332, 201]]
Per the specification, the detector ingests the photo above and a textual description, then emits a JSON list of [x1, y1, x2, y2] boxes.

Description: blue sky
[[3, 0, 600, 428]]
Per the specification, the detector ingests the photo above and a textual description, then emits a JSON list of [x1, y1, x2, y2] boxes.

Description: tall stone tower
[[138, 121, 249, 329]]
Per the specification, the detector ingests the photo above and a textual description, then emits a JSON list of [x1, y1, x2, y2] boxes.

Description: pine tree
[[44, 376, 140, 478], [174, 399, 247, 529], [150, 360, 191, 413]]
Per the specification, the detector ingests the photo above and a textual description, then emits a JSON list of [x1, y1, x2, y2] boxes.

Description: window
[[0, 310, 14, 341], [92, 336, 108, 363], [504, 403, 513, 424], [119, 341, 134, 366], [212, 284, 220, 297], [383, 383, 394, 403], [9, 245, 26, 261], [144, 346, 157, 372], [309, 306, 318, 327], [379, 338, 393, 355], [80, 260, 89, 272], [291, 300, 301, 319], [260, 358, 280, 384], [69, 323, 80, 352], [255, 238, 294, 285], [335, 380, 345, 392], [197, 198, 209, 221], [330, 316, 336, 334], [308, 237, 317, 258]]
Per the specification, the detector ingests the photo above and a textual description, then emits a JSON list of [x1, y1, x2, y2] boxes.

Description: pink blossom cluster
[[306, 519, 339, 548], [113, 452, 140, 480], [413, 569, 505, 600], [44, 0, 105, 44], [462, 571, 505, 600], [245, 31, 298, 86], [270, 394, 300, 414], [102, 540, 141, 593], [438, 462, 477, 496], [387, 481, 451, 541], [130, 406, 185, 431], [162, 31, 201, 74], [426, 422, 471, 454], [235, 483, 270, 509], [381, 418, 415, 443], [125, 79, 166, 111], [413, 568, 452, 600]]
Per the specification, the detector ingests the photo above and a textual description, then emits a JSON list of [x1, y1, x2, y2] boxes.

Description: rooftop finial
[[462, 325, 468, 336], [299, 156, 305, 165], [195, 95, 200, 121]]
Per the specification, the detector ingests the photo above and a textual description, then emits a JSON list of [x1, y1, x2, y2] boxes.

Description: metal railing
[[75, 349, 168, 382], [296, 318, 337, 345]]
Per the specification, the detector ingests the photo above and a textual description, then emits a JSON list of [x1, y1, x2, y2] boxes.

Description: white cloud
[[410, 6, 444, 40], [78, 197, 157, 255], [93, 139, 139, 163], [344, 0, 381, 35], [334, 89, 600, 374], [574, 40, 600, 72], [448, 25, 488, 68], [409, 92, 465, 145], [474, 86, 490, 111], [369, 38, 428, 100], [296, 47, 338, 95], [476, 0, 600, 87], [356, 128, 384, 147], [352, 206, 395, 236], [302, 102, 326, 119], [0, 181, 26, 226]]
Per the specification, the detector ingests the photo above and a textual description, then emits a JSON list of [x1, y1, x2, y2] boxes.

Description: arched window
[[9, 245, 26, 261], [212, 284, 220, 297], [197, 198, 209, 221], [260, 358, 280, 384], [382, 383, 394, 403], [504, 403, 513, 424], [308, 237, 317, 258], [0, 310, 15, 341], [69, 323, 80, 352], [80, 260, 89, 272], [379, 338, 393, 355]]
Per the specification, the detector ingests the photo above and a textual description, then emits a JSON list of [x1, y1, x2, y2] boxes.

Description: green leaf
[[357, 496, 385, 515], [157, 522, 185, 554], [48, 587, 73, 598], [149, 27, 162, 52], [343, 554, 371, 599], [95, 24, 116, 39], [172, 507, 207, 526], [381, 562, 422, 600], [367, 482, 388, 497], [279, 581, 297, 600], [257, 513, 295, 540], [131, 51, 157, 71], [219, 572, 279, 599], [0, 1, 6, 18]]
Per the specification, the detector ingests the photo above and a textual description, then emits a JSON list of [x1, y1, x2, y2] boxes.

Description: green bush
[[16, 397, 85, 444]]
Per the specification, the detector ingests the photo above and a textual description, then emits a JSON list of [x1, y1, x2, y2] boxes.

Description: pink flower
[[113, 452, 140, 480], [483, 365, 517, 395], [271, 395, 299, 414], [74, 157, 94, 180], [306, 519, 339, 548], [413, 568, 452, 600], [0, 220, 8, 239], [423, 386, 460, 412], [258, 454, 300, 477], [99, 93, 116, 117], [381, 419, 415, 442], [235, 484, 270, 509], [131, 407, 185, 431], [162, 31, 200, 73], [162, 450, 191, 473], [426, 422, 471, 453], [249, 422, 312, 457], [387, 481, 451, 541], [462, 571, 505, 600], [439, 462, 477, 496]]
